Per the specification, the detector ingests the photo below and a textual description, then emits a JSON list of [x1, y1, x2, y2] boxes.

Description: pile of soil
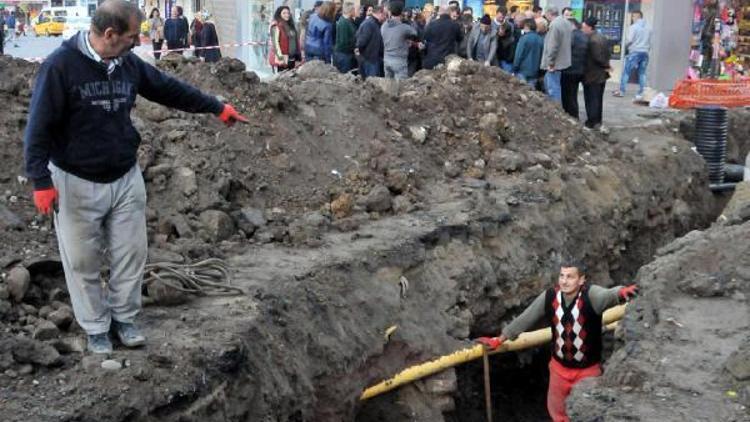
[[0, 54, 733, 421]]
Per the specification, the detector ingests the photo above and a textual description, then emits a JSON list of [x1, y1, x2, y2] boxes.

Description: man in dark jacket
[[476, 260, 638, 422], [560, 19, 588, 120], [355, 5, 385, 78], [422, 5, 462, 70], [582, 17, 611, 129], [334, 2, 357, 73], [512, 18, 543, 86], [23, 0, 248, 355]]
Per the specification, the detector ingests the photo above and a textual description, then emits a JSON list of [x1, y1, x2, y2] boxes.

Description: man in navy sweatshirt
[[23, 0, 247, 354]]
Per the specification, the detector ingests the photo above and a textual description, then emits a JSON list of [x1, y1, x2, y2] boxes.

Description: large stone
[[7, 266, 31, 303], [200, 210, 235, 242], [720, 181, 750, 226], [233, 207, 267, 235], [10, 337, 62, 366], [726, 349, 750, 381], [0, 204, 24, 230], [50, 337, 85, 354], [148, 248, 185, 264], [33, 320, 60, 340], [361, 185, 392, 213], [172, 167, 198, 197], [489, 148, 526, 172], [47, 306, 74, 330]]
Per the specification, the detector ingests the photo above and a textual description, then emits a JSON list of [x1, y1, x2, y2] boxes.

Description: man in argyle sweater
[[476, 262, 638, 422]]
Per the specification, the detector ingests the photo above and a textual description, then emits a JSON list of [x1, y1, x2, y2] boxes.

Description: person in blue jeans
[[355, 5, 385, 79], [613, 11, 651, 100]]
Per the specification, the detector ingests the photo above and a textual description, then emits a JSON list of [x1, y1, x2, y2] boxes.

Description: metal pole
[[620, 0, 629, 63], [483, 349, 493, 422]]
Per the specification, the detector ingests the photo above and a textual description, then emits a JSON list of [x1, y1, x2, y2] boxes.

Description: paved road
[[4, 33, 156, 63], [4, 34, 64, 60]]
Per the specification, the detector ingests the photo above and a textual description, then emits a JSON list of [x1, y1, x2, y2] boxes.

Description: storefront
[[687, 0, 748, 79]]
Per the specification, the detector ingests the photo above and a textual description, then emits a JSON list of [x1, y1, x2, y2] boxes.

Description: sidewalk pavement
[[568, 80, 683, 130]]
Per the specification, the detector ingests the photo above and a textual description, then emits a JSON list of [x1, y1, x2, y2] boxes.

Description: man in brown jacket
[[582, 17, 610, 130]]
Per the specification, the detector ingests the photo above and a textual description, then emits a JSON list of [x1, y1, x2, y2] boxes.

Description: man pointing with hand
[[23, 0, 247, 355], [476, 261, 638, 422]]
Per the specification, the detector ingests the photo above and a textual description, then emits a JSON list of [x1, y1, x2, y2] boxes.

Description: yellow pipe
[[360, 304, 626, 401]]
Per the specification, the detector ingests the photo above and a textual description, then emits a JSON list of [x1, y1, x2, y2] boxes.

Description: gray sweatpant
[[384, 57, 409, 80], [50, 163, 147, 335]]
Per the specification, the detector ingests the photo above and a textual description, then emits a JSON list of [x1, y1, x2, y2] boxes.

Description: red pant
[[547, 359, 602, 422]]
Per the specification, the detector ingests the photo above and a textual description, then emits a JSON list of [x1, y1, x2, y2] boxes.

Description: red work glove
[[475, 336, 503, 350], [218, 104, 249, 127], [618, 284, 639, 301], [33, 187, 58, 215]]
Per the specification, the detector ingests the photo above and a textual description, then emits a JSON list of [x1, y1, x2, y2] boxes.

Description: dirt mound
[[0, 54, 732, 421], [569, 187, 750, 420]]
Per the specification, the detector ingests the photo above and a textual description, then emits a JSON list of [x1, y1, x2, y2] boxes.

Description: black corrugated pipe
[[725, 164, 746, 183], [694, 106, 729, 184]]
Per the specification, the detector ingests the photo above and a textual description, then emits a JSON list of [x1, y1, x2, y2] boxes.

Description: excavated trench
[[353, 128, 726, 422], [2, 56, 747, 422]]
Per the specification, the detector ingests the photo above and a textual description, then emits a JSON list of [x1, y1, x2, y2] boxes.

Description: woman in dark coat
[[200, 15, 222, 63], [190, 14, 204, 58]]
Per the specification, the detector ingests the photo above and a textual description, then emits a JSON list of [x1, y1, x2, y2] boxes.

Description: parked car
[[34, 16, 66, 37], [63, 16, 91, 39]]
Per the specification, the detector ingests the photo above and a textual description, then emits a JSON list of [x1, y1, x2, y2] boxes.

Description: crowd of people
[[144, 5, 221, 62], [268, 1, 651, 131], [0, 9, 26, 54]]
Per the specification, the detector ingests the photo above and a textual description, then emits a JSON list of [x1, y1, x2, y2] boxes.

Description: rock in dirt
[[50, 337, 85, 354], [361, 185, 392, 212], [408, 126, 428, 144], [478, 113, 499, 131], [327, 195, 352, 220], [720, 181, 750, 225], [146, 278, 191, 305], [489, 148, 525, 172], [7, 266, 31, 303], [101, 360, 122, 370], [0, 284, 9, 300], [200, 210, 235, 242], [47, 306, 74, 330], [0, 204, 23, 230], [725, 348, 750, 381], [148, 248, 185, 264], [392, 195, 415, 214], [0, 299, 11, 317], [33, 320, 60, 340], [288, 211, 328, 243], [8, 337, 62, 367], [172, 167, 198, 197], [233, 207, 267, 235], [17, 364, 33, 375]]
